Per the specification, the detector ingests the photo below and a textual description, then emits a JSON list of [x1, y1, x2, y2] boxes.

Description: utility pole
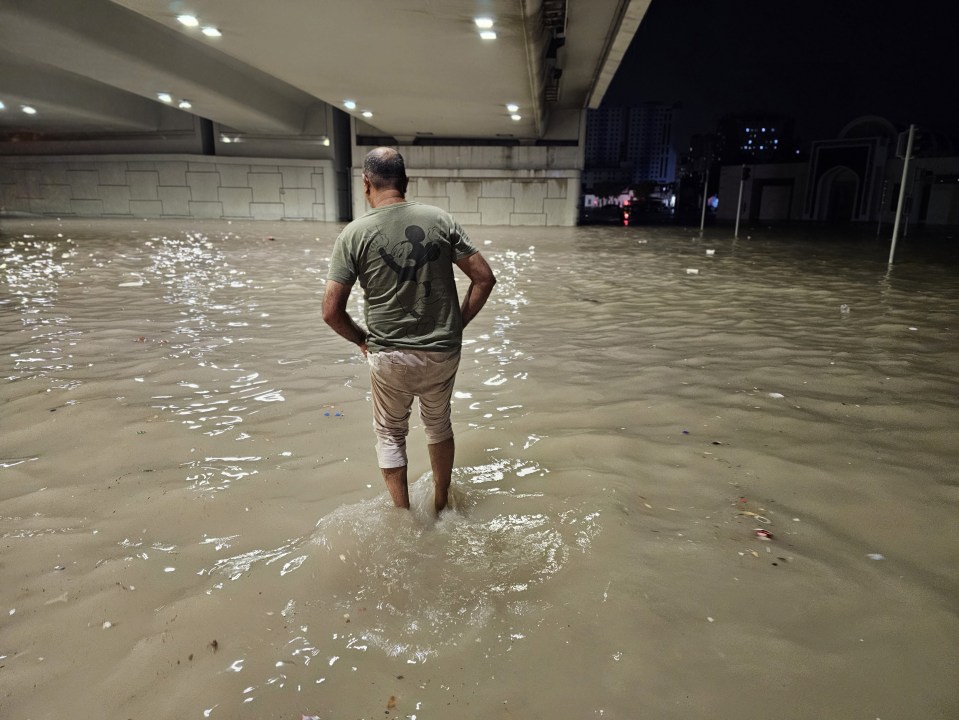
[[889, 124, 915, 266], [699, 161, 709, 235], [695, 134, 713, 234], [734, 165, 749, 238]]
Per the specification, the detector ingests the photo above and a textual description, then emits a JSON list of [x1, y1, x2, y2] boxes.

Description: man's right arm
[[455, 252, 496, 329]]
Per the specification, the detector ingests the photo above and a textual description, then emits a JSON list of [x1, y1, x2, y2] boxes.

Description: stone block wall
[[352, 168, 581, 226], [352, 142, 584, 227], [0, 155, 339, 222]]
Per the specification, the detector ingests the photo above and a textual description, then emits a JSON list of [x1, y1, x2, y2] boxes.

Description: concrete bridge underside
[[0, 0, 651, 225]]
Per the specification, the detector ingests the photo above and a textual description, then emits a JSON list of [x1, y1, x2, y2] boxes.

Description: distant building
[[583, 103, 678, 193], [716, 115, 959, 226], [715, 112, 800, 164]]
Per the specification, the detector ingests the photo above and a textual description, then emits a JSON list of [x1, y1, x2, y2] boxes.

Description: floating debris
[[739, 510, 771, 524]]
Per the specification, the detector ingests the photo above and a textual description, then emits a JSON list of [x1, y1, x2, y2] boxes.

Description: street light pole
[[876, 178, 888, 239]]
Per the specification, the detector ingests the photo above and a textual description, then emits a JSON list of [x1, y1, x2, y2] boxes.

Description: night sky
[[603, 0, 959, 151]]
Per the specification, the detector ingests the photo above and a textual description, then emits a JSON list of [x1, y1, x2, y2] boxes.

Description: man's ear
[[362, 174, 372, 194]]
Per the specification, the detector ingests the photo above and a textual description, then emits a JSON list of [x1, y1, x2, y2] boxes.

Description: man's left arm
[[455, 252, 496, 329], [322, 279, 368, 355]]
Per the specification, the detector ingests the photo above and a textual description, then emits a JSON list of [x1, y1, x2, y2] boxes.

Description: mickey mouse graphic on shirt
[[377, 224, 446, 336]]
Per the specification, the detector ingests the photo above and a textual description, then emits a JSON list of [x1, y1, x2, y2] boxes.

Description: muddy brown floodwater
[[1, 217, 957, 719]]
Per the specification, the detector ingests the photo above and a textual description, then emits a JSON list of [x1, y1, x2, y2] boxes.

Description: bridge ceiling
[[0, 0, 649, 141]]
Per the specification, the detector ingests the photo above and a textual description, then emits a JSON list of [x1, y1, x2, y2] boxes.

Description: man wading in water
[[323, 147, 496, 513]]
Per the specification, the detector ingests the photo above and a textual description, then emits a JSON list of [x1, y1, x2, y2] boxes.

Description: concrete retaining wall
[[352, 144, 583, 226], [0, 155, 339, 222]]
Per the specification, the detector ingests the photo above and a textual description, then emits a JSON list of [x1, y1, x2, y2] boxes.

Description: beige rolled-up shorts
[[367, 347, 461, 468]]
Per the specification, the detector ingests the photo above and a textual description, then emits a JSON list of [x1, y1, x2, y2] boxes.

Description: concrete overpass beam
[[0, 0, 308, 134], [0, 61, 166, 131]]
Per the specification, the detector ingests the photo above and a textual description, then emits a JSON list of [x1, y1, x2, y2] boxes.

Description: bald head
[[363, 147, 408, 193]]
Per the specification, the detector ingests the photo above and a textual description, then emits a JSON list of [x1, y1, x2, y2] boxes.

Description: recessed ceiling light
[[22, 106, 37, 115], [362, 111, 373, 118], [480, 31, 497, 40], [510, 113, 522, 121], [506, 103, 519, 113], [201, 26, 221, 37], [0, 101, 5, 110], [221, 136, 232, 143], [157, 92, 172, 103], [176, 14, 199, 27], [474, 17, 494, 29], [178, 100, 192, 109], [322, 137, 331, 146], [343, 100, 356, 110]]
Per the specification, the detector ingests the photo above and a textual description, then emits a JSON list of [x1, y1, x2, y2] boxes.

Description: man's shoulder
[[339, 202, 459, 235], [336, 212, 379, 240], [398, 201, 454, 219]]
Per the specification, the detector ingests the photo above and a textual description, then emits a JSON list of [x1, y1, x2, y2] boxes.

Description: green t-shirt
[[327, 201, 478, 352]]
